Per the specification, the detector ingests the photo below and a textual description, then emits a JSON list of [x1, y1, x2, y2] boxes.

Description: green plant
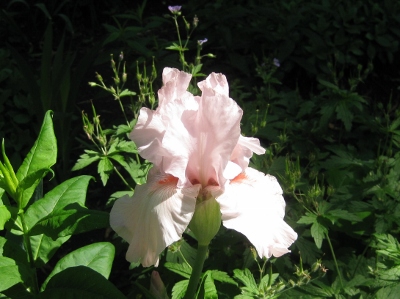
[[0, 111, 121, 297]]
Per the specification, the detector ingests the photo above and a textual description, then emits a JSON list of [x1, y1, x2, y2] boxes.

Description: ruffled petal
[[217, 167, 297, 258], [229, 135, 266, 173], [131, 68, 198, 185], [184, 72, 243, 188], [110, 168, 201, 266]]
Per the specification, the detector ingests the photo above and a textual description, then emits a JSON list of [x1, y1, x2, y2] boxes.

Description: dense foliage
[[1, 0, 400, 298]]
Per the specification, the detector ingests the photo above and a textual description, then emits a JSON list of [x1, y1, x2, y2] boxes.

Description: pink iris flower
[[110, 67, 297, 267]]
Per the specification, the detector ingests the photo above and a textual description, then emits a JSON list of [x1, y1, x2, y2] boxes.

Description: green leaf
[[119, 89, 136, 97], [71, 150, 101, 171], [336, 101, 353, 131], [0, 256, 22, 292], [38, 266, 125, 299], [16, 169, 50, 208], [30, 234, 71, 267], [233, 268, 258, 295], [204, 272, 218, 299], [210, 270, 237, 285], [326, 209, 362, 223], [41, 242, 115, 291], [29, 207, 109, 239], [297, 212, 317, 225], [318, 79, 339, 91], [0, 204, 12, 230], [311, 220, 328, 249], [165, 262, 192, 279], [24, 176, 109, 239], [172, 279, 189, 299], [98, 157, 114, 186], [16, 111, 57, 209], [260, 273, 279, 289], [24, 176, 92, 231], [376, 284, 400, 299]]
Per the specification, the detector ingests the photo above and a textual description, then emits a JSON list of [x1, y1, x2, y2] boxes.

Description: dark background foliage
[[1, 0, 400, 298]]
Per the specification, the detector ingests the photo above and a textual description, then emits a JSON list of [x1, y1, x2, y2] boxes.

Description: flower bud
[[189, 197, 221, 246]]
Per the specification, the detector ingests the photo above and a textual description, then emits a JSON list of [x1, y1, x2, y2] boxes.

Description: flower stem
[[184, 244, 208, 299], [325, 232, 343, 288]]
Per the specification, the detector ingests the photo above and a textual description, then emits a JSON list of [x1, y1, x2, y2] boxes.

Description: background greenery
[[1, 0, 400, 298]]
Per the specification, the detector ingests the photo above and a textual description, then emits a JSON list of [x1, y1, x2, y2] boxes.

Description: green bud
[[95, 72, 103, 83], [189, 196, 221, 246], [88, 82, 97, 87]]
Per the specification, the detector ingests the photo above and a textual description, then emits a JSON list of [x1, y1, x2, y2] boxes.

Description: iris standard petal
[[217, 167, 297, 259], [110, 169, 201, 266], [184, 73, 243, 188]]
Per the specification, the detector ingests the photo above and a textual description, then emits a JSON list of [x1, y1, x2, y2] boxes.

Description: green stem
[[184, 244, 208, 299], [325, 232, 343, 288], [113, 166, 134, 192], [20, 214, 40, 294]]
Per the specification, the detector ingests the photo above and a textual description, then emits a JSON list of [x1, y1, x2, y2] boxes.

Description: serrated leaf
[[210, 270, 237, 285], [260, 273, 279, 289], [172, 279, 189, 299], [297, 212, 317, 225], [16, 111, 57, 209], [98, 157, 113, 186], [311, 221, 328, 249], [41, 242, 115, 291], [165, 262, 192, 278], [318, 79, 339, 91], [204, 272, 218, 299], [336, 101, 353, 131], [233, 268, 258, 294], [71, 151, 100, 171], [38, 266, 125, 299], [326, 209, 362, 223]]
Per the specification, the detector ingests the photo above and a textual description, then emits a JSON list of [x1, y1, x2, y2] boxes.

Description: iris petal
[[110, 168, 201, 266], [218, 167, 297, 258]]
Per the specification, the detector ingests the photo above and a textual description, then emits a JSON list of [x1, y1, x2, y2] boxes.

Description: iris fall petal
[[218, 167, 297, 258]]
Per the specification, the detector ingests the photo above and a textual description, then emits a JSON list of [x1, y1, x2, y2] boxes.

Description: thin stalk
[[184, 244, 208, 299], [325, 232, 343, 288], [20, 214, 39, 294], [113, 166, 134, 192]]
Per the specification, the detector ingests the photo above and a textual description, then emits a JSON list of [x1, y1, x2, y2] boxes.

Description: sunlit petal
[[110, 169, 201, 266], [185, 73, 243, 187], [217, 167, 297, 258]]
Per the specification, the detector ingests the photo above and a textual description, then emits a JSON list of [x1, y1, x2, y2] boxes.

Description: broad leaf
[[30, 234, 71, 267], [41, 242, 115, 291], [16, 111, 57, 209], [38, 266, 125, 299], [24, 175, 91, 229], [24, 175, 108, 238], [0, 256, 23, 292]]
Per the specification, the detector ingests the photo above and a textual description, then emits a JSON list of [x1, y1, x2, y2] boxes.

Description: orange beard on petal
[[157, 175, 179, 185], [231, 172, 247, 184]]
